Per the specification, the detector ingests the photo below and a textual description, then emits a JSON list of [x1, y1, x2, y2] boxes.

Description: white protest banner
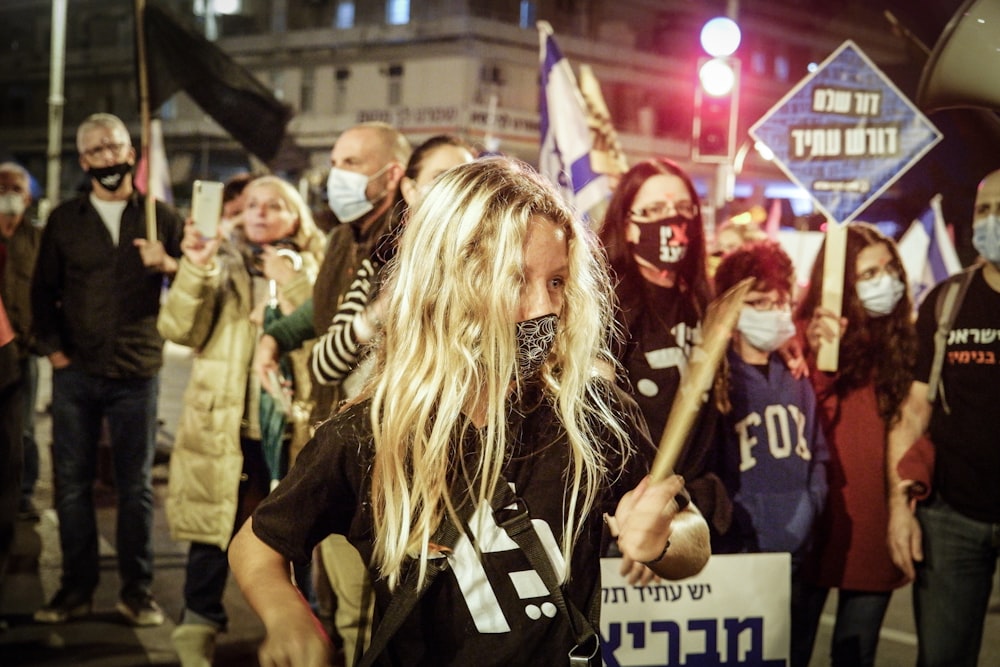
[[600, 553, 791, 666]]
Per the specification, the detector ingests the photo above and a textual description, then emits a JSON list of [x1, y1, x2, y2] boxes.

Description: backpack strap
[[928, 265, 977, 413]]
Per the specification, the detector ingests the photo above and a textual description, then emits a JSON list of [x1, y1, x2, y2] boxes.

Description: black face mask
[[88, 163, 132, 192], [631, 215, 689, 273]]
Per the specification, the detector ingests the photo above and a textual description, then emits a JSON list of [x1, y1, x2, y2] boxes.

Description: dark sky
[[865, 0, 996, 260]]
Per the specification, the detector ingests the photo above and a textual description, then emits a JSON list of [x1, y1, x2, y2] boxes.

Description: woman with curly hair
[[794, 223, 917, 667], [229, 158, 709, 666]]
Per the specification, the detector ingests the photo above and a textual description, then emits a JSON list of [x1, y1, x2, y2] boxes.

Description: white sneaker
[[172, 623, 217, 667]]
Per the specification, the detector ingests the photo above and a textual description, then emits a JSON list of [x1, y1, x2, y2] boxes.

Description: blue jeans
[[799, 584, 892, 667], [914, 495, 1000, 667], [20, 355, 39, 501], [50, 365, 158, 600]]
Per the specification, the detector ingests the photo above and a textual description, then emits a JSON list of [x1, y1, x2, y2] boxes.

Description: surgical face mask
[[856, 272, 905, 317], [515, 313, 558, 381], [972, 214, 1000, 265], [737, 307, 796, 353], [0, 193, 26, 217], [326, 163, 390, 223], [87, 163, 132, 193], [631, 216, 689, 272]]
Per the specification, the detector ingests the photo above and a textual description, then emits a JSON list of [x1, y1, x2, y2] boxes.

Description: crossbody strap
[[490, 481, 600, 665], [356, 507, 466, 667], [358, 478, 599, 667]]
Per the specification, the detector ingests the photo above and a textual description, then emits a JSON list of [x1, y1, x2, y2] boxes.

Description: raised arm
[[229, 518, 332, 667], [885, 380, 932, 581]]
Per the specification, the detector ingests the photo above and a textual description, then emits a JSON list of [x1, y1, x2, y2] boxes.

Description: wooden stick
[[817, 222, 847, 372], [134, 0, 156, 241], [649, 277, 754, 482]]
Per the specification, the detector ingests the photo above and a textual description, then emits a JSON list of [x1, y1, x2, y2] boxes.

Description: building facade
[[0, 0, 909, 219]]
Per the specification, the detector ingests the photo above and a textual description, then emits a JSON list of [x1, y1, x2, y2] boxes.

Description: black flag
[[139, 2, 293, 163]]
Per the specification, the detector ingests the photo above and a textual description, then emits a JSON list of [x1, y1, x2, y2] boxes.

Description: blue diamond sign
[[750, 40, 942, 225]]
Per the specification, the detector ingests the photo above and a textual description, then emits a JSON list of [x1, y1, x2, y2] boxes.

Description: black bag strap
[[356, 502, 467, 667], [357, 477, 600, 667], [928, 265, 977, 413], [489, 481, 600, 666]]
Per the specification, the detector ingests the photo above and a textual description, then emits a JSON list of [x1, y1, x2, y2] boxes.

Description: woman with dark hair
[[794, 223, 917, 667], [598, 157, 712, 445]]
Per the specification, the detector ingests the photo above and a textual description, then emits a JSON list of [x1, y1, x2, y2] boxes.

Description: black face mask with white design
[[87, 163, 132, 192], [515, 313, 558, 381]]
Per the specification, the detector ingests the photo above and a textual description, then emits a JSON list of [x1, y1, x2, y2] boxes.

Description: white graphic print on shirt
[[447, 486, 565, 634]]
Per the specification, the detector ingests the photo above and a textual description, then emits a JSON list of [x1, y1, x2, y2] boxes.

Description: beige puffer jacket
[[158, 244, 318, 550]]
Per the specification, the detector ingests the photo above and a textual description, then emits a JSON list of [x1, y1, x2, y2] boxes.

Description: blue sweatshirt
[[716, 347, 829, 571]]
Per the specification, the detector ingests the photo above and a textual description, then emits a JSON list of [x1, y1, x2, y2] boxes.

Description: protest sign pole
[[817, 221, 847, 372]]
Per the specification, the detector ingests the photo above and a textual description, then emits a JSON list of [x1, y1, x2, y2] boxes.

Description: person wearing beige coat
[[158, 175, 324, 667]]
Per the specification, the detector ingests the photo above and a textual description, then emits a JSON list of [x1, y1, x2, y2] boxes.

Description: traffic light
[[693, 16, 741, 163], [693, 56, 739, 163]]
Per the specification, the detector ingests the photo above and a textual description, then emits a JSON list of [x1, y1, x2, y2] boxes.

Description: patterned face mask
[[515, 313, 558, 381]]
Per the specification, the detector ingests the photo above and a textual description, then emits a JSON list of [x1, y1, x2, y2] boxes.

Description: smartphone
[[191, 180, 224, 238]]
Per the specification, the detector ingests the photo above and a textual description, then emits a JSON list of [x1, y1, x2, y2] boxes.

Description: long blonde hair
[[368, 157, 628, 588]]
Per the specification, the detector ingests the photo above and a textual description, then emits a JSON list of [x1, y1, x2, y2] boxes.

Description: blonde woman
[[230, 158, 709, 666], [158, 175, 325, 666]]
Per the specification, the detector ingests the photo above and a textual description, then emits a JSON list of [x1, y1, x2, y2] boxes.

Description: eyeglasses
[[82, 142, 126, 159], [743, 296, 793, 312], [629, 198, 697, 223], [856, 262, 901, 283]]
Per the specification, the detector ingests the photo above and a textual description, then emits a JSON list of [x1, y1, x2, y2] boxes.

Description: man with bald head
[[886, 168, 1000, 667], [313, 122, 410, 420]]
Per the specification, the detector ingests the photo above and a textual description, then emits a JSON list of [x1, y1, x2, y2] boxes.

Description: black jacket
[[31, 191, 183, 378]]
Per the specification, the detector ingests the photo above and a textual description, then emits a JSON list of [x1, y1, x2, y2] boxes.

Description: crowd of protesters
[[1, 110, 998, 667]]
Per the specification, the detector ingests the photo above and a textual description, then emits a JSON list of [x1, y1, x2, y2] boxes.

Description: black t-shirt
[[915, 267, 1000, 522], [617, 283, 702, 444], [252, 382, 655, 666]]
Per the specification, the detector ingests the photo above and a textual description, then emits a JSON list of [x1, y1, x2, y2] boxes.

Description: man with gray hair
[[31, 113, 183, 626]]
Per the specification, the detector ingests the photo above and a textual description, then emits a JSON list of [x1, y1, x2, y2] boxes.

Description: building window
[[774, 55, 790, 82], [387, 64, 403, 106], [335, 1, 355, 29], [300, 67, 315, 113], [519, 1, 536, 29], [386, 0, 410, 25], [335, 68, 350, 115]]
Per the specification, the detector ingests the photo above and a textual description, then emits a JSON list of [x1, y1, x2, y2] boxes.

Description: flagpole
[[44, 0, 67, 223], [135, 0, 157, 241]]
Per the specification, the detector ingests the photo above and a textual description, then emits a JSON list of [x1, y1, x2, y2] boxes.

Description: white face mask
[[326, 164, 389, 223], [0, 193, 26, 217], [973, 214, 1000, 265], [737, 307, 796, 353], [856, 272, 905, 317]]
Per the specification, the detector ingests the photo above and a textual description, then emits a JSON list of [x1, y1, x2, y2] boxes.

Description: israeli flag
[[537, 21, 609, 219], [897, 194, 962, 305]]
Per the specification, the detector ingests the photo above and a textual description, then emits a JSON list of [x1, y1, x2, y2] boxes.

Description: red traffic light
[[693, 57, 740, 163]]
